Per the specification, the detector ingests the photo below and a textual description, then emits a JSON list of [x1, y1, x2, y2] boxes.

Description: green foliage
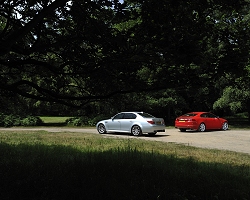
[[0, 114, 43, 127], [66, 117, 87, 126], [230, 112, 249, 118], [0, 114, 22, 127], [21, 116, 43, 126], [1, 0, 250, 120], [213, 85, 250, 113], [66, 115, 108, 126]]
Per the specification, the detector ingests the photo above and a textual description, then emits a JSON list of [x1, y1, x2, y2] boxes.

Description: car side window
[[124, 113, 136, 119], [131, 114, 136, 119], [208, 113, 216, 118], [200, 114, 207, 118], [113, 113, 124, 120]]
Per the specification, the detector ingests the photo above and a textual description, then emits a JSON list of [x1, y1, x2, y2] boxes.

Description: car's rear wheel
[[97, 123, 106, 134], [222, 122, 229, 130], [131, 125, 142, 136], [179, 128, 186, 132], [198, 123, 206, 132]]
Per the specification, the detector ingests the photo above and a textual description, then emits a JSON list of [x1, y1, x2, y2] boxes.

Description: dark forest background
[[1, 0, 250, 122]]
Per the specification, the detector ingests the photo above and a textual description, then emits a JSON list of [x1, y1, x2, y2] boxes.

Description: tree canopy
[[1, 0, 250, 119]]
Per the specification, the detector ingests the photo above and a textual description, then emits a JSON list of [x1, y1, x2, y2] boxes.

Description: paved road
[[0, 127, 249, 154]]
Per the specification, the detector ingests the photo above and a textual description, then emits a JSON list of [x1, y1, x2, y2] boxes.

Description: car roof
[[182, 112, 206, 116], [188, 112, 204, 114], [119, 111, 143, 114]]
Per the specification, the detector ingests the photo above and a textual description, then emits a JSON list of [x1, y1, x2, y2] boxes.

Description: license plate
[[179, 120, 185, 122], [156, 121, 161, 125]]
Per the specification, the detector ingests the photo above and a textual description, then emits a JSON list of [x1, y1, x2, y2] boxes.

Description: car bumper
[[141, 125, 165, 133], [175, 122, 198, 130]]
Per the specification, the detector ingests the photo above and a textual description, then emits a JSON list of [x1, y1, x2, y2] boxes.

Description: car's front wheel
[[97, 123, 106, 134], [131, 125, 142, 136], [222, 122, 229, 130], [198, 123, 206, 132]]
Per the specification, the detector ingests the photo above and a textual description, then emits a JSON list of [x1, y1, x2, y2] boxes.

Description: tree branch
[[0, 0, 69, 55]]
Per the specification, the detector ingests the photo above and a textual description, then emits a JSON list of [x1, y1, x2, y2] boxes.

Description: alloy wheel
[[222, 122, 229, 130], [198, 123, 206, 132], [97, 124, 106, 134], [131, 125, 142, 136]]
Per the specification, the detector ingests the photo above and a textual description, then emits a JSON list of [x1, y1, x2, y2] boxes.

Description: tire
[[148, 132, 157, 136], [198, 123, 206, 132], [97, 123, 106, 134], [179, 128, 186, 132], [131, 125, 142, 136], [222, 122, 229, 130]]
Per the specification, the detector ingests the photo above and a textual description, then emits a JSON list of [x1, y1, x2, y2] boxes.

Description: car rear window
[[138, 112, 155, 118], [183, 113, 197, 117]]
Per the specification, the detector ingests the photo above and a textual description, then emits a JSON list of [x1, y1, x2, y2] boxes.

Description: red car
[[175, 112, 228, 132]]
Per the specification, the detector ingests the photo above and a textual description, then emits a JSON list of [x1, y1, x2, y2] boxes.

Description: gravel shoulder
[[0, 127, 249, 154]]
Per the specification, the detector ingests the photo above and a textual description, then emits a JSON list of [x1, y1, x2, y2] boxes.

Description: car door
[[199, 113, 211, 129], [207, 113, 221, 129], [120, 113, 136, 132], [107, 113, 124, 131]]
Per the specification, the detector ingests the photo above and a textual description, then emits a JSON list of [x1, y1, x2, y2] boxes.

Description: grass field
[[0, 130, 249, 200], [39, 116, 70, 126], [40, 116, 70, 123]]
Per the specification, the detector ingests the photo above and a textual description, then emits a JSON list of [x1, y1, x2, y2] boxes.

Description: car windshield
[[138, 112, 155, 118], [183, 113, 197, 117]]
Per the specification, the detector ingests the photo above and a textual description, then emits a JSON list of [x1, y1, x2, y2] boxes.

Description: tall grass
[[0, 131, 249, 200]]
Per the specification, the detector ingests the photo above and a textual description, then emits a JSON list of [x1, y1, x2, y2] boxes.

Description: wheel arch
[[131, 122, 143, 131], [198, 122, 206, 132], [131, 124, 143, 136], [97, 122, 108, 133]]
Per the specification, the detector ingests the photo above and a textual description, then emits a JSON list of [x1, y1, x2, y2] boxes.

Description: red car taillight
[[147, 120, 155, 124]]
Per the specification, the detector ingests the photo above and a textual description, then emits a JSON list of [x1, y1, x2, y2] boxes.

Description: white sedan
[[96, 112, 165, 136]]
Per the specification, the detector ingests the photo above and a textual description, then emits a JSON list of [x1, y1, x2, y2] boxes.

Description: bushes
[[0, 113, 106, 127], [0, 114, 43, 127], [66, 117, 88, 126], [21, 116, 43, 126], [66, 115, 108, 127]]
